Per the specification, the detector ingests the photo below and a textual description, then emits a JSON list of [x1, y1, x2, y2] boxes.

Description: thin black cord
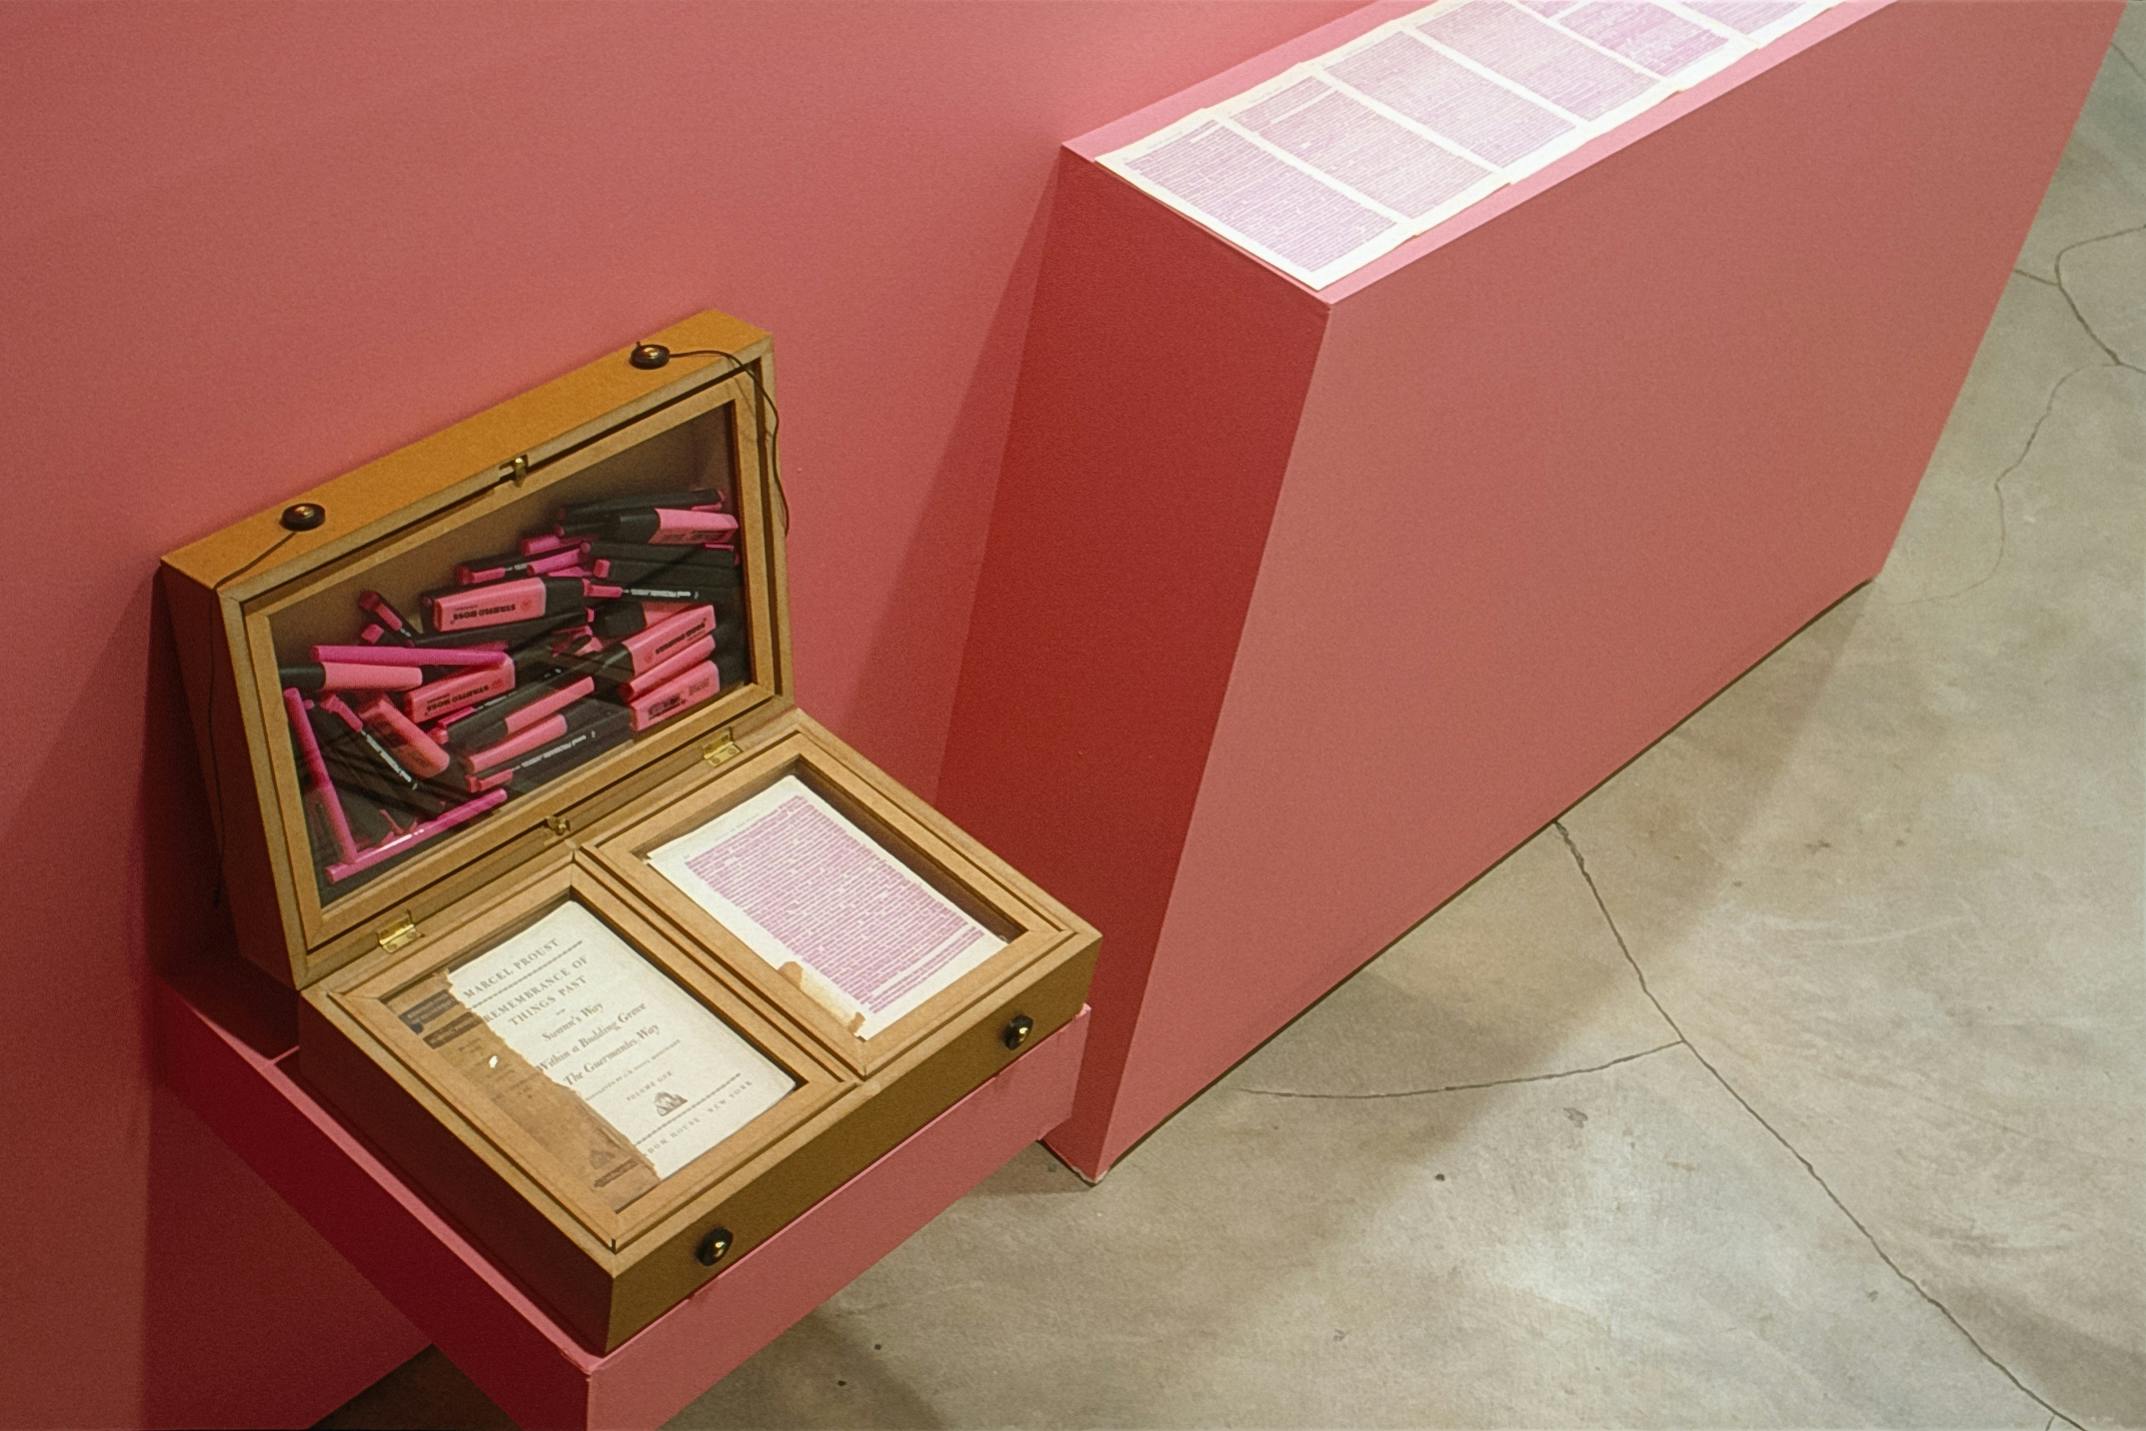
[[202, 528, 299, 905], [641, 345, 788, 533]]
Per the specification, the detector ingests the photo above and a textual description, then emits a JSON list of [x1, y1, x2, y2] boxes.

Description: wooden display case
[[161, 310, 1097, 1351]]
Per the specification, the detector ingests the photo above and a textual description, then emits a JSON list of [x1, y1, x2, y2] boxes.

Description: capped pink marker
[[616, 634, 715, 702], [627, 660, 720, 731], [562, 508, 740, 546], [354, 694, 452, 779], [278, 661, 424, 693], [400, 661, 515, 723], [284, 688, 357, 866], [323, 789, 508, 884], [454, 546, 588, 585], [424, 576, 588, 634], [311, 644, 510, 670]]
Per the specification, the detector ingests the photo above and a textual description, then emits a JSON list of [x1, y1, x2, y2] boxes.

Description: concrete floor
[[324, 25, 2145, 1431]]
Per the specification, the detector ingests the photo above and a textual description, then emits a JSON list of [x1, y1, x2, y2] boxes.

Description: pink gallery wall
[[0, 4, 1360, 1426]]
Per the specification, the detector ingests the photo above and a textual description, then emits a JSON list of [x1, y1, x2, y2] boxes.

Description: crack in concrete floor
[[1898, 221, 2146, 609], [1551, 820, 2090, 1431], [2049, 223, 2146, 371], [1885, 359, 2105, 607], [1233, 1040, 1683, 1101], [2110, 40, 2142, 88]]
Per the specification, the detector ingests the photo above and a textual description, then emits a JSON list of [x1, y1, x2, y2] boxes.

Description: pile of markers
[[280, 488, 745, 888]]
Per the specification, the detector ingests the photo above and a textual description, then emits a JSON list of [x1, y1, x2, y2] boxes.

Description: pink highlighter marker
[[616, 604, 715, 671], [617, 634, 714, 702], [628, 661, 720, 732], [425, 576, 588, 634], [454, 546, 587, 585], [323, 789, 508, 884], [312, 644, 511, 671], [279, 661, 424, 693], [356, 590, 418, 643], [636, 509, 740, 546], [284, 688, 358, 865], [565, 509, 740, 547], [354, 694, 452, 779], [400, 661, 517, 723], [570, 605, 712, 682], [572, 604, 716, 685], [443, 671, 595, 752], [459, 700, 613, 776]]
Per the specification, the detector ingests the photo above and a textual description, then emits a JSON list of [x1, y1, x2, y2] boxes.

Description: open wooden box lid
[[163, 311, 794, 991]]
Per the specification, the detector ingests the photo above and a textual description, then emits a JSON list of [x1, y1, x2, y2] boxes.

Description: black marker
[[582, 541, 740, 571], [561, 509, 738, 545], [406, 609, 584, 651], [558, 490, 720, 523], [466, 704, 632, 791]]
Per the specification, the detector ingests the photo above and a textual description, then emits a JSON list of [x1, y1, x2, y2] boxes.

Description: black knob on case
[[696, 1226, 734, 1267], [1001, 1014, 1035, 1051], [629, 343, 671, 370], [280, 502, 326, 531]]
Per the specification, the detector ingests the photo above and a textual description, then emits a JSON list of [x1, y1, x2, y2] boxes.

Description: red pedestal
[[938, 0, 2118, 1177], [158, 962, 1088, 1430]]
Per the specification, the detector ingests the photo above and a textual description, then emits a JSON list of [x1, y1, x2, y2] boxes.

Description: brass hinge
[[701, 729, 742, 768], [504, 453, 530, 485], [545, 813, 573, 838], [377, 912, 419, 952]]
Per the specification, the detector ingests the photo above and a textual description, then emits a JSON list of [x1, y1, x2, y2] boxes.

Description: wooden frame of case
[[162, 311, 794, 990], [321, 855, 847, 1254], [586, 718, 1074, 1077], [243, 373, 778, 961], [163, 310, 1099, 1353], [302, 708, 1095, 1350]]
